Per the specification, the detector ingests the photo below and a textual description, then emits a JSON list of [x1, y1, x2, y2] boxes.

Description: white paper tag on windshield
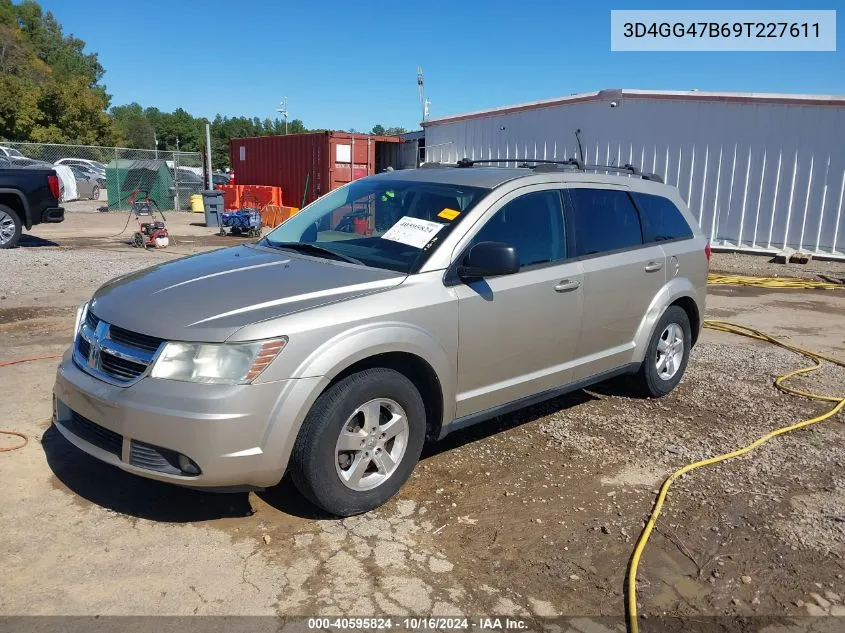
[[381, 216, 444, 249]]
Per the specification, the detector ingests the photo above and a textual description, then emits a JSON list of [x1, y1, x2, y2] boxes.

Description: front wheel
[[91, 185, 100, 200], [291, 368, 426, 516], [630, 305, 692, 397]]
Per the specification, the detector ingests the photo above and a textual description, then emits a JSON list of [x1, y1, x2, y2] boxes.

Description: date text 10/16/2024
[[307, 617, 529, 630]]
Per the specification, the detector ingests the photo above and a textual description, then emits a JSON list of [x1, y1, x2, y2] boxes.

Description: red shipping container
[[229, 131, 401, 208]]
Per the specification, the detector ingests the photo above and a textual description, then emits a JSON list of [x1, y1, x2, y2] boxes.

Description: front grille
[[76, 337, 90, 359], [85, 310, 100, 329], [129, 440, 183, 475], [109, 325, 163, 353], [100, 354, 147, 381], [61, 411, 122, 457], [73, 310, 163, 386]]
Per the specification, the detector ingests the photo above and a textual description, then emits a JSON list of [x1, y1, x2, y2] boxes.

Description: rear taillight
[[47, 174, 60, 200], [704, 243, 711, 266]]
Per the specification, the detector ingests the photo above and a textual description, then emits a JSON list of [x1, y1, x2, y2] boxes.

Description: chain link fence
[[0, 141, 204, 210]]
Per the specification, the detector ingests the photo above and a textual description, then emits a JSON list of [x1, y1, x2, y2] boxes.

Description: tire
[[630, 305, 692, 397], [92, 185, 100, 201], [291, 368, 426, 516], [0, 204, 22, 249]]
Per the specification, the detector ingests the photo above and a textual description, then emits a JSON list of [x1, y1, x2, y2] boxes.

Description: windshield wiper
[[263, 241, 365, 265]]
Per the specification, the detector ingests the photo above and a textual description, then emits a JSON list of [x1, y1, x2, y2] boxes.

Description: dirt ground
[[2, 212, 844, 628]]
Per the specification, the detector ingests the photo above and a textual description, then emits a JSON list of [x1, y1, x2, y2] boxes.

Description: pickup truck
[[0, 165, 65, 248]]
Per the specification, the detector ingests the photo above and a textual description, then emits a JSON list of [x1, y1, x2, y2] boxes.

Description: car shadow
[[422, 388, 597, 459], [583, 374, 641, 398], [42, 387, 609, 523], [256, 475, 338, 520], [17, 234, 60, 248], [42, 425, 255, 522]]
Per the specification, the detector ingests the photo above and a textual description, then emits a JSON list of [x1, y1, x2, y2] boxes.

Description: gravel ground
[[2, 246, 173, 299], [711, 251, 845, 282]]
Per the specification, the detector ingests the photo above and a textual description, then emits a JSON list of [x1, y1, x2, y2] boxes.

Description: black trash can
[[202, 190, 223, 228]]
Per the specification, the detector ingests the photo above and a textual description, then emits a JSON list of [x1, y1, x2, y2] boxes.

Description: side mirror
[[457, 241, 520, 279]]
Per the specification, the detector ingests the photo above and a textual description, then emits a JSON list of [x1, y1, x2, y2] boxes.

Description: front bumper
[[52, 349, 325, 489], [42, 206, 64, 223]]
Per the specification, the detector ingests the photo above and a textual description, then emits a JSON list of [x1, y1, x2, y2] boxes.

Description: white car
[[0, 146, 24, 158], [55, 158, 107, 178]]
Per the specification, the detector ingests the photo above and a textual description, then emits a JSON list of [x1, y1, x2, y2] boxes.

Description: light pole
[[153, 131, 158, 159], [277, 97, 289, 135]]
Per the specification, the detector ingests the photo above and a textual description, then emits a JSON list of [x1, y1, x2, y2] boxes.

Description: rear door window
[[565, 188, 643, 257], [632, 192, 694, 243]]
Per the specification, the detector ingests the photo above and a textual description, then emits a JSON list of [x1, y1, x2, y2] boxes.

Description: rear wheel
[[291, 368, 426, 516], [630, 306, 691, 397], [0, 204, 22, 249], [92, 185, 100, 201]]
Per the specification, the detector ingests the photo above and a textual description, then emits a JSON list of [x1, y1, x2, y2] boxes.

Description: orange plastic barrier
[[239, 185, 282, 209], [260, 205, 300, 228], [218, 184, 240, 211]]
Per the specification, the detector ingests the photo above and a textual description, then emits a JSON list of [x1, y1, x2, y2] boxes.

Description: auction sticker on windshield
[[381, 216, 444, 249]]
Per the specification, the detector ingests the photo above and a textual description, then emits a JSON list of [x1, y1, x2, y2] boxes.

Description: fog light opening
[[177, 454, 200, 475]]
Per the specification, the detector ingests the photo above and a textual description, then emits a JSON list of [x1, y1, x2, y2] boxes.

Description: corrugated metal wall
[[424, 97, 845, 258]]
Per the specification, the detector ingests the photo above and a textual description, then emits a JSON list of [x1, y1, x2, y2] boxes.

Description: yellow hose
[[708, 272, 842, 290], [626, 319, 845, 633]]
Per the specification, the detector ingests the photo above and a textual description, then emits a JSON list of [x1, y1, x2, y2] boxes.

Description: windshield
[[261, 178, 489, 274]]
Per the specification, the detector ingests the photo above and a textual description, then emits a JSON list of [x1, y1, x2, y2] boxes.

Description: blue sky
[[43, 0, 844, 131]]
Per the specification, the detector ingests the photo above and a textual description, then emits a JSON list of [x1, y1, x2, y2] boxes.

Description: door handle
[[644, 261, 664, 273], [554, 280, 581, 292]]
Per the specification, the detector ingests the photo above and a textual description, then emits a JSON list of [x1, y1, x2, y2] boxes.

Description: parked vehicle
[[170, 167, 204, 208], [0, 146, 24, 158], [55, 158, 106, 178], [8, 156, 53, 168], [53, 161, 708, 515], [212, 172, 230, 186], [69, 165, 102, 200], [7, 157, 66, 199], [70, 163, 105, 183], [0, 165, 64, 247]]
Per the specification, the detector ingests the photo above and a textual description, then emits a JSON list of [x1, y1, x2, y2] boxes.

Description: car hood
[[89, 244, 405, 342]]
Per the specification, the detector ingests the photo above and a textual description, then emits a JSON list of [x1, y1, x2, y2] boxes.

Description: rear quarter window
[[633, 192, 694, 243]]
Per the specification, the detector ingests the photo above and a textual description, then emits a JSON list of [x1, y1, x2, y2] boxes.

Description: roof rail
[[453, 157, 663, 182], [586, 163, 665, 183], [456, 157, 586, 170]]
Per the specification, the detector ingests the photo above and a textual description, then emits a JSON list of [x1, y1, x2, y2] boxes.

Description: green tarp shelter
[[105, 159, 175, 210]]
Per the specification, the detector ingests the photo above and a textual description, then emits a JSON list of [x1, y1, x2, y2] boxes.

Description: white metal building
[[422, 89, 845, 259]]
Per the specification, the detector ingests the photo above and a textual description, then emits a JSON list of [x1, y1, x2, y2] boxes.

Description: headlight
[[150, 338, 287, 385], [74, 302, 88, 335]]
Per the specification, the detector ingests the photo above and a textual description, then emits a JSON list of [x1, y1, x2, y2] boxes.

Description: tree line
[[0, 1, 407, 169]]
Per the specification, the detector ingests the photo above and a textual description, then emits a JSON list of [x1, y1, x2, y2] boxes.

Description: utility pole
[[277, 97, 289, 135], [153, 131, 158, 159], [417, 66, 426, 123], [205, 123, 213, 190]]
